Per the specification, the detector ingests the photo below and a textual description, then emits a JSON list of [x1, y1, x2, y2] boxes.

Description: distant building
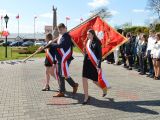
[[45, 26, 52, 34]]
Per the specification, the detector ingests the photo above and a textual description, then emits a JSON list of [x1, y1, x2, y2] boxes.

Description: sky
[[0, 0, 156, 33]]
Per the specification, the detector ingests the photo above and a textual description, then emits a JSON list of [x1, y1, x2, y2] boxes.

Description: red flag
[[16, 14, 19, 19], [2, 30, 9, 37], [66, 16, 70, 20], [69, 16, 127, 58]]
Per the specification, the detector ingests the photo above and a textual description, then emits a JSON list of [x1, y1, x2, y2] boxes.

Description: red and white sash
[[45, 49, 54, 65], [45, 49, 59, 81], [86, 39, 110, 90], [56, 34, 72, 78], [57, 48, 72, 78]]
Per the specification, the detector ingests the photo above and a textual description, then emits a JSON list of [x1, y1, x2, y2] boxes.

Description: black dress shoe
[[146, 74, 150, 77], [138, 69, 141, 72], [42, 85, 50, 91], [128, 67, 132, 70], [149, 75, 154, 78], [139, 72, 145, 75], [82, 97, 90, 105], [102, 93, 107, 97]]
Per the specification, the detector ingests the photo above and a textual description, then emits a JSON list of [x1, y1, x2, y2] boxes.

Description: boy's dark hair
[[126, 32, 131, 38], [58, 23, 66, 29]]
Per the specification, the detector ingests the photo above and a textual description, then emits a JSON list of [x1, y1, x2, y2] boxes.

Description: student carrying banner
[[39, 23, 79, 97], [82, 29, 110, 105]]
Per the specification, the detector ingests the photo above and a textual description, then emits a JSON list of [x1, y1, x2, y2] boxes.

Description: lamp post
[[4, 14, 9, 58], [34, 16, 37, 40]]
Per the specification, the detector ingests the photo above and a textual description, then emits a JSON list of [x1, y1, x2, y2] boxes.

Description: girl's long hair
[[87, 29, 101, 45]]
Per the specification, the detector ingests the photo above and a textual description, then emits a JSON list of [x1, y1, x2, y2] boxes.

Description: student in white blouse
[[146, 30, 156, 78], [151, 32, 160, 80]]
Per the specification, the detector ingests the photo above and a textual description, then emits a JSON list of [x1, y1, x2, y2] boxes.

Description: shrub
[[18, 46, 45, 54]]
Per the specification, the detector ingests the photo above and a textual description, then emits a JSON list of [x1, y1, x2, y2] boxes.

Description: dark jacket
[[124, 38, 134, 56], [85, 39, 102, 68], [51, 32, 74, 63], [139, 42, 147, 57], [45, 42, 57, 65]]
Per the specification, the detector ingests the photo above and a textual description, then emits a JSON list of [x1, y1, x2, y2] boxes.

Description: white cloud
[[132, 9, 149, 13], [110, 10, 119, 16], [39, 13, 52, 18], [133, 9, 144, 13], [88, 0, 109, 8]]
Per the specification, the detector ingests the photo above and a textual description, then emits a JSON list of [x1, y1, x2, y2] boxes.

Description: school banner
[[69, 16, 127, 59]]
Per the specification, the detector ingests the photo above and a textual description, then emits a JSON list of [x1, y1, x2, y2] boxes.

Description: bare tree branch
[[90, 7, 112, 20], [147, 0, 160, 19]]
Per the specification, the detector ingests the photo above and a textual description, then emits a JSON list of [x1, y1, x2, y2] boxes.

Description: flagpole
[[18, 18, 19, 37], [34, 17, 36, 40], [66, 19, 67, 28]]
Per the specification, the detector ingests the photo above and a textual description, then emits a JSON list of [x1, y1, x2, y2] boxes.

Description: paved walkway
[[0, 53, 160, 120]]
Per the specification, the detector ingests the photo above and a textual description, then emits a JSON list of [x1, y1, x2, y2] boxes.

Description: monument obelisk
[[52, 6, 59, 39]]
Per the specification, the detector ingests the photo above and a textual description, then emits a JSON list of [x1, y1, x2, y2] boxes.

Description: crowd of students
[[105, 30, 160, 80]]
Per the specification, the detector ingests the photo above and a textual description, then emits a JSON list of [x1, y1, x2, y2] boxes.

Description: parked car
[[22, 41, 34, 46], [9, 41, 23, 46], [1, 41, 12, 46], [34, 41, 45, 46], [0, 40, 4, 43]]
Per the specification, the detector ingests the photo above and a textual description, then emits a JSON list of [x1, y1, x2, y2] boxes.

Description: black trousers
[[57, 62, 76, 93], [139, 54, 147, 74], [136, 54, 140, 68], [128, 55, 133, 67], [126, 54, 133, 67], [147, 50, 154, 75], [121, 51, 126, 65]]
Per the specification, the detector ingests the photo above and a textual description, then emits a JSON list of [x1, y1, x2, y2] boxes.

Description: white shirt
[[151, 41, 160, 58], [147, 36, 156, 51], [57, 34, 62, 44]]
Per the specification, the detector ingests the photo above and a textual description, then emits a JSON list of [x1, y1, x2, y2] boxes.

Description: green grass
[[0, 46, 81, 61], [0, 46, 45, 61]]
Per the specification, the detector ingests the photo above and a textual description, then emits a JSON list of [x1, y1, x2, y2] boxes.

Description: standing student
[[139, 34, 148, 75], [135, 32, 142, 70], [124, 33, 134, 70], [82, 29, 110, 105], [146, 30, 156, 78], [151, 32, 160, 80]]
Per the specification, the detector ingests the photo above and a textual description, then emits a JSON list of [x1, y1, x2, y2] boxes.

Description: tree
[[147, 0, 160, 19], [90, 7, 112, 20], [155, 23, 160, 31]]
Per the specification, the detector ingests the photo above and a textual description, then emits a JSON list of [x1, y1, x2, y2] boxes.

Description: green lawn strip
[[0, 46, 45, 61], [0, 46, 81, 61]]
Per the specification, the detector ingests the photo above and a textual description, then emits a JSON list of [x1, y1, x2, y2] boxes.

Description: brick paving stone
[[0, 53, 160, 120]]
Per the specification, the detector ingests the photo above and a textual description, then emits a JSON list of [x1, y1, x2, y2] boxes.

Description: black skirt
[[44, 58, 52, 67], [82, 56, 98, 81]]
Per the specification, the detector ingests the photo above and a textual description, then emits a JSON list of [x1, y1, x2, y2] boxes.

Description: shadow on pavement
[[64, 91, 159, 115], [0, 59, 35, 65]]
